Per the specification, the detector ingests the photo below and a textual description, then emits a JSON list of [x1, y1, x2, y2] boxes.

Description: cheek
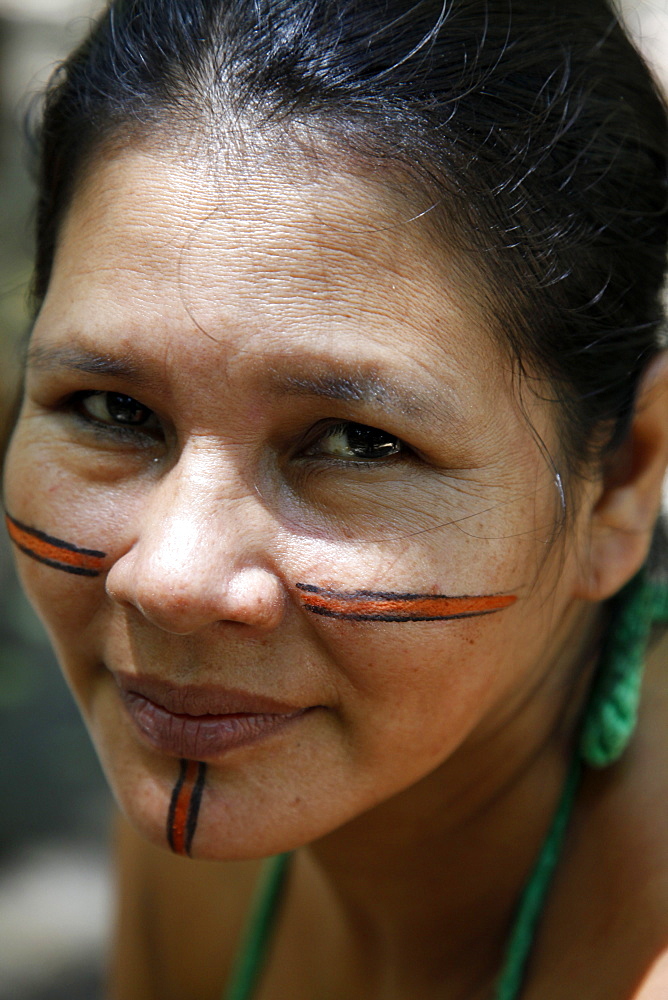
[[281, 459, 562, 740], [1, 536, 108, 726], [7, 436, 109, 537], [287, 533, 564, 775], [2, 434, 135, 650], [309, 611, 522, 779], [335, 592, 574, 814]]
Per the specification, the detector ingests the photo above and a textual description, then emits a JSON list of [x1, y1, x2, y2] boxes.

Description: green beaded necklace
[[224, 573, 668, 1000]]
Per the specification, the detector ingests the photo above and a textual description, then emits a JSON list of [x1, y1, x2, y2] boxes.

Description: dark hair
[[32, 0, 668, 474]]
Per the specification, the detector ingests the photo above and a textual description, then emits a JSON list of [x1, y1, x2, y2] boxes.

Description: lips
[[113, 672, 312, 759]]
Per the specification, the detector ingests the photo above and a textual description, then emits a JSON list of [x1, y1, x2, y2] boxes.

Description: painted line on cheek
[[166, 759, 207, 857], [5, 513, 107, 577], [295, 583, 517, 622]]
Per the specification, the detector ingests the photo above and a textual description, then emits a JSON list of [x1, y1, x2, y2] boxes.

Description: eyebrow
[[26, 345, 154, 387], [268, 368, 457, 425], [26, 346, 461, 426]]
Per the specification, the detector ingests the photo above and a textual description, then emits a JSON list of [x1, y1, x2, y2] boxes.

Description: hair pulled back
[[32, 0, 668, 473]]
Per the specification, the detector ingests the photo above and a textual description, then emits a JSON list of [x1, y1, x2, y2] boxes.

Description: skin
[[4, 143, 668, 999]]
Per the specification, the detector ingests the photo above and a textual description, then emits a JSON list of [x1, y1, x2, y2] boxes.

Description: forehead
[[40, 144, 501, 399]]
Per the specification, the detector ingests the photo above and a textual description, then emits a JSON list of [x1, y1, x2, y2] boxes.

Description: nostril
[[125, 581, 210, 634], [134, 594, 205, 635]]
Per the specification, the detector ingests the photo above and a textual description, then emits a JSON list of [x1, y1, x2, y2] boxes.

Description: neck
[[299, 601, 604, 1000]]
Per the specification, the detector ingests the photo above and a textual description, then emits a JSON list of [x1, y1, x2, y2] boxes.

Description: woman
[[3, 0, 668, 997]]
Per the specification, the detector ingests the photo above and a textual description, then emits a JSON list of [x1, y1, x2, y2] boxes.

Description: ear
[[577, 351, 668, 602]]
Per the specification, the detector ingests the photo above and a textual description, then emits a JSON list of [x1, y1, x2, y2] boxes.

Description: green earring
[[580, 570, 668, 768]]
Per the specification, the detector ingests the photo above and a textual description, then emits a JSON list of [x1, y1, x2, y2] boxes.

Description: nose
[[105, 450, 286, 635]]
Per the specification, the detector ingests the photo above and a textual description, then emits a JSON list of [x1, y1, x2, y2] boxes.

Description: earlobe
[[577, 351, 668, 602]]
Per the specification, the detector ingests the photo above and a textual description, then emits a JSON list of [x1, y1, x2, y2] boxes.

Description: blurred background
[[0, 1, 667, 998], [0, 5, 114, 998]]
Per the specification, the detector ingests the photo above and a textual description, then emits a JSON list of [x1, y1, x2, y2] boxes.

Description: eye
[[305, 421, 404, 461], [76, 391, 158, 430]]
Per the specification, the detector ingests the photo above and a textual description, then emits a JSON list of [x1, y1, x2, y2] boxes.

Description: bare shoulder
[[632, 948, 668, 998], [629, 631, 668, 1000], [109, 811, 262, 1000], [526, 629, 668, 1000]]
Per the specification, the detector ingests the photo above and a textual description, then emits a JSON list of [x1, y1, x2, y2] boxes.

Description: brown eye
[[307, 422, 403, 461], [79, 391, 155, 427]]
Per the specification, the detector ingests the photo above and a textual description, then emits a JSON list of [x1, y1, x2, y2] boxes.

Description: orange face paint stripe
[[296, 583, 517, 622], [167, 759, 207, 856], [5, 513, 107, 577]]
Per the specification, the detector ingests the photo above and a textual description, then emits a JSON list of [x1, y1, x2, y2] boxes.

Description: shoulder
[[632, 949, 668, 998], [527, 629, 668, 999], [629, 631, 668, 1000], [109, 810, 262, 1000]]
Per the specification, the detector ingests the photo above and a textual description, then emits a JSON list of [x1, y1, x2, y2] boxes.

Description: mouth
[[113, 671, 314, 760]]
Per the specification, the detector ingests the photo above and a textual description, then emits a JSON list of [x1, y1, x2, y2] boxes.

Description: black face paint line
[[295, 583, 517, 622], [166, 759, 207, 856], [5, 512, 107, 577]]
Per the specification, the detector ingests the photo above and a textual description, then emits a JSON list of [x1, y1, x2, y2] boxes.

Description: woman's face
[[4, 146, 597, 859]]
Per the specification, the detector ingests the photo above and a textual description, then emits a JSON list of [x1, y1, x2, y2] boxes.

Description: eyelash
[[68, 391, 162, 444], [66, 391, 409, 464], [302, 421, 405, 463]]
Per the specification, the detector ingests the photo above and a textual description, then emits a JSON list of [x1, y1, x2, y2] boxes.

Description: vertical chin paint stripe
[[167, 759, 207, 857], [296, 583, 517, 622], [5, 513, 107, 577]]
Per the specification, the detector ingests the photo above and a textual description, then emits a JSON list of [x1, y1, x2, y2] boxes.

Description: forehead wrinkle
[[45, 149, 498, 412], [176, 214, 424, 301], [63, 148, 477, 342], [145, 167, 437, 302]]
